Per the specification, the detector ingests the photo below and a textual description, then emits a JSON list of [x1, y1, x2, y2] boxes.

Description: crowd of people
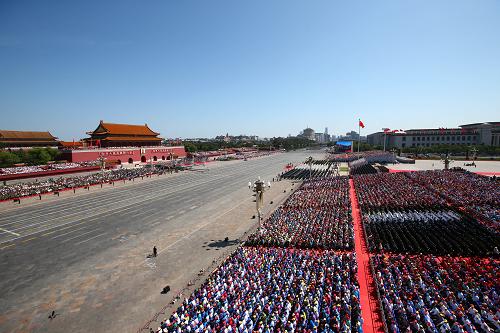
[[0, 161, 100, 175], [0, 165, 169, 201], [349, 159, 377, 175], [327, 151, 396, 164], [162, 247, 363, 333], [246, 178, 354, 249], [281, 167, 337, 180], [405, 170, 499, 232], [363, 208, 500, 255], [372, 254, 499, 333], [353, 173, 446, 211]]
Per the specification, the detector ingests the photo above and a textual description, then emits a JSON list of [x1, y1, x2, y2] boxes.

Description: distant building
[[0, 130, 59, 148], [367, 122, 500, 148], [84, 121, 163, 148], [61, 146, 186, 164], [300, 128, 315, 141], [338, 131, 366, 142]]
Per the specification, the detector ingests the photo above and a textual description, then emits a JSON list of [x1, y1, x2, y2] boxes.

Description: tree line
[[0, 148, 61, 168], [183, 137, 317, 153]]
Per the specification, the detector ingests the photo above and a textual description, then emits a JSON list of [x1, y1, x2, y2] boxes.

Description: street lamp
[[249, 177, 270, 227], [441, 152, 454, 170]]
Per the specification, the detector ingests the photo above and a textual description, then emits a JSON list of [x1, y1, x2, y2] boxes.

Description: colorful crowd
[[406, 170, 499, 231], [0, 165, 171, 201], [247, 178, 353, 249], [163, 248, 363, 333], [373, 254, 499, 333], [353, 173, 445, 211]]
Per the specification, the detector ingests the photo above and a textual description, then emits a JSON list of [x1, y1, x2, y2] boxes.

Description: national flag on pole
[[359, 120, 365, 128]]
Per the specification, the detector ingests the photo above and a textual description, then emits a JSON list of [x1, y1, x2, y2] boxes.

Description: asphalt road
[[0, 150, 321, 333]]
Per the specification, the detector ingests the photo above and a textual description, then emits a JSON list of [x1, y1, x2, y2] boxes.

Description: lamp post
[[249, 177, 270, 227], [441, 152, 454, 170], [470, 147, 478, 161]]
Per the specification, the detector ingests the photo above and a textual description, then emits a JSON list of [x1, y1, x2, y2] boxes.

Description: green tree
[[0, 151, 21, 168], [27, 148, 52, 165]]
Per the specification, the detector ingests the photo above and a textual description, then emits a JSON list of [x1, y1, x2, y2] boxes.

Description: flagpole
[[358, 119, 361, 158]]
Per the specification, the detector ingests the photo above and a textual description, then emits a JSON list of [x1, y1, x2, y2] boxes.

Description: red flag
[[359, 120, 365, 128], [383, 128, 391, 133], [391, 129, 398, 133]]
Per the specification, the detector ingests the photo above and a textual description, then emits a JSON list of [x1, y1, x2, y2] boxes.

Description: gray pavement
[[0, 150, 322, 333]]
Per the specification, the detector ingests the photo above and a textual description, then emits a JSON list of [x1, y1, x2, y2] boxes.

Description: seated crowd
[[162, 247, 363, 333], [406, 171, 499, 232], [372, 254, 499, 333], [353, 173, 446, 211], [363, 208, 500, 256], [0, 161, 100, 175], [327, 151, 395, 164], [281, 167, 335, 180], [0, 165, 168, 201], [246, 178, 354, 249]]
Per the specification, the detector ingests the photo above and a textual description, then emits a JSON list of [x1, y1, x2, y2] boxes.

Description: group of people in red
[[352, 169, 499, 332], [407, 170, 499, 232]]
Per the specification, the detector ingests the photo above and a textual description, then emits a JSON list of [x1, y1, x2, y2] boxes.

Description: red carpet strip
[[349, 178, 385, 333]]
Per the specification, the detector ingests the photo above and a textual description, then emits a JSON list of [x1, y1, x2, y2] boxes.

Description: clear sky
[[1, 0, 499, 140]]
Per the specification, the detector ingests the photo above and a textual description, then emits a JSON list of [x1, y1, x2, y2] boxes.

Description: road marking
[[75, 232, 107, 245], [61, 229, 100, 243], [0, 227, 20, 236], [22, 237, 37, 243], [0, 243, 15, 250], [51, 225, 91, 239], [43, 221, 88, 236], [157, 197, 251, 256]]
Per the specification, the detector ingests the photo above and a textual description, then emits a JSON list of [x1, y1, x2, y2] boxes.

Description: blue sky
[[1, 0, 499, 140]]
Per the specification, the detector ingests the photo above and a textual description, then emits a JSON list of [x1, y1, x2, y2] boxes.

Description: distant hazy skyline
[[1, 0, 499, 141]]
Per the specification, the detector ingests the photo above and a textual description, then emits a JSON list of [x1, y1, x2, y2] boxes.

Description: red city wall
[[61, 146, 187, 163]]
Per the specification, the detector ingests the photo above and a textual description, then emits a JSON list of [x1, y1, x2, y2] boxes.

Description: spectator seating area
[[327, 151, 396, 164], [363, 209, 500, 255], [0, 161, 100, 175], [281, 165, 336, 180], [354, 172, 500, 256], [0, 165, 172, 201], [350, 170, 500, 332], [372, 254, 499, 333], [354, 173, 446, 211], [406, 170, 500, 232], [349, 159, 377, 175], [163, 248, 362, 333], [247, 177, 354, 249], [157, 177, 365, 332]]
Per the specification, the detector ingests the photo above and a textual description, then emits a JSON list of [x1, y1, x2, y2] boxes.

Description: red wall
[[62, 146, 187, 163]]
